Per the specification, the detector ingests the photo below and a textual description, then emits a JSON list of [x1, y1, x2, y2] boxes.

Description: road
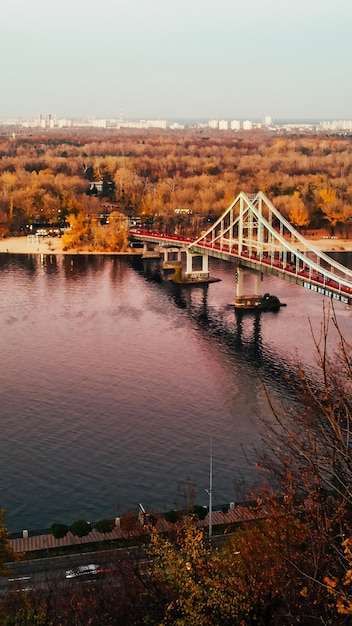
[[2, 532, 231, 596], [1, 544, 148, 596]]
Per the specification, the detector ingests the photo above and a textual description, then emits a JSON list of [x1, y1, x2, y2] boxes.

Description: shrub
[[164, 510, 181, 524], [95, 518, 115, 534], [70, 519, 91, 538], [191, 505, 208, 521], [50, 523, 69, 539]]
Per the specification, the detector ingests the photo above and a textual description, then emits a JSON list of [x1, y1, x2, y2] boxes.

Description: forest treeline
[[1, 129, 352, 242]]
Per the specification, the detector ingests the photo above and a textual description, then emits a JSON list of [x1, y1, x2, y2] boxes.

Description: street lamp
[[206, 436, 213, 538]]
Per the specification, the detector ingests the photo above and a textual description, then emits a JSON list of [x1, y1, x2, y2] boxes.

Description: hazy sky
[[1, 0, 351, 120]]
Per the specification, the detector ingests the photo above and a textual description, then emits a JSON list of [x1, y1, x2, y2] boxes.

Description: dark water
[[0, 252, 351, 532]]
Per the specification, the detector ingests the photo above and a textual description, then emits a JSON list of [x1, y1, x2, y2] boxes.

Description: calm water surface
[[0, 252, 351, 531]]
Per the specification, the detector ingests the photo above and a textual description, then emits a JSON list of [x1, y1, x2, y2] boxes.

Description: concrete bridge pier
[[142, 242, 161, 259], [162, 247, 182, 268], [163, 247, 182, 263], [234, 266, 263, 308], [185, 250, 209, 280]]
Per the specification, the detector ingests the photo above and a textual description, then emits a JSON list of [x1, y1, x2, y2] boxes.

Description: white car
[[65, 564, 102, 579]]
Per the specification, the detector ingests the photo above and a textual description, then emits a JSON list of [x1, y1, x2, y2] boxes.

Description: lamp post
[[206, 436, 213, 539]]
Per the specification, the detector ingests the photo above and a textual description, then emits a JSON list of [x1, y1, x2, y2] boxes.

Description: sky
[[1, 0, 351, 121]]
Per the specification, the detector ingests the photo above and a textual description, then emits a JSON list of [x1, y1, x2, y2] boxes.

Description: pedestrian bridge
[[130, 191, 352, 306]]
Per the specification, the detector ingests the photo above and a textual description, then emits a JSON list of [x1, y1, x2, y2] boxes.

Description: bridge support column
[[185, 250, 209, 280], [142, 243, 161, 259], [163, 248, 182, 263], [162, 247, 183, 269], [253, 271, 261, 296], [234, 267, 263, 309]]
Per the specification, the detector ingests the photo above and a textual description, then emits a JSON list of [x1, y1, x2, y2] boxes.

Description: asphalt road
[[1, 544, 148, 596], [1, 532, 231, 597]]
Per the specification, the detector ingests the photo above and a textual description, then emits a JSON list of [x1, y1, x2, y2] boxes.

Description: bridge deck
[[130, 230, 352, 305]]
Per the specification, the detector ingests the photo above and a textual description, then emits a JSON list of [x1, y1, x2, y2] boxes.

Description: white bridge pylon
[[189, 191, 352, 305]]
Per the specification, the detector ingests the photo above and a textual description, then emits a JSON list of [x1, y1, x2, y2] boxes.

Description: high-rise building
[[263, 115, 273, 126]]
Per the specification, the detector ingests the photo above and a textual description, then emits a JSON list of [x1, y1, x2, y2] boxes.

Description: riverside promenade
[[9, 505, 270, 555]]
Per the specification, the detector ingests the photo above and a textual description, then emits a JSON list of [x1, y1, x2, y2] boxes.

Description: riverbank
[[1, 235, 352, 255], [0, 236, 140, 255]]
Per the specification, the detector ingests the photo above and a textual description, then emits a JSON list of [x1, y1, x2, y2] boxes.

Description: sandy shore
[[0, 235, 352, 255], [0, 236, 136, 255]]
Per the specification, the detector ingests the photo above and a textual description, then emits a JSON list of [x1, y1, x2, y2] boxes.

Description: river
[[0, 252, 351, 532]]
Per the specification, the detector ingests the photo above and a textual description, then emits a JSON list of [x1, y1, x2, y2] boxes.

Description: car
[[65, 563, 102, 579]]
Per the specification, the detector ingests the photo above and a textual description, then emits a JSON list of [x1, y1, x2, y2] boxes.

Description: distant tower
[[263, 115, 273, 126]]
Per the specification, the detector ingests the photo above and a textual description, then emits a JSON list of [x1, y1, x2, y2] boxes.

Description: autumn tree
[[272, 191, 310, 232], [0, 510, 20, 576], [319, 187, 344, 235], [148, 518, 251, 625], [103, 211, 129, 251], [61, 212, 91, 249], [338, 197, 352, 238]]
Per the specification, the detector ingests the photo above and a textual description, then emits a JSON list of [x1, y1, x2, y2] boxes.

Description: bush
[[191, 505, 208, 521], [95, 518, 115, 534], [164, 510, 181, 524], [51, 523, 69, 539], [70, 519, 91, 538]]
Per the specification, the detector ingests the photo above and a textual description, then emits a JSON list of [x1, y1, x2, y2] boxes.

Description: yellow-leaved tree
[[104, 211, 129, 252], [325, 537, 352, 615], [148, 518, 251, 625], [62, 211, 128, 252], [0, 509, 20, 576], [319, 187, 343, 235], [61, 212, 91, 250]]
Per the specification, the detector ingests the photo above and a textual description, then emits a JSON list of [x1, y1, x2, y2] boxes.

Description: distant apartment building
[[94, 119, 107, 128], [57, 118, 71, 128], [218, 119, 229, 130], [230, 120, 241, 130], [115, 119, 167, 129], [263, 115, 273, 126], [146, 119, 167, 129], [169, 122, 185, 129], [242, 120, 253, 130], [208, 119, 219, 129], [38, 113, 57, 129], [319, 119, 352, 131]]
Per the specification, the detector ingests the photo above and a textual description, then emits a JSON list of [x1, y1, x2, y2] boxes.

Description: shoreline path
[[1, 235, 352, 256], [9, 506, 271, 555]]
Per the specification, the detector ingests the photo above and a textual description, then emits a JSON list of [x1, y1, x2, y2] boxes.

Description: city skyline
[[1, 0, 351, 121]]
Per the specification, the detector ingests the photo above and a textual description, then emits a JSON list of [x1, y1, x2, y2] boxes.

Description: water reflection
[[134, 258, 309, 406]]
